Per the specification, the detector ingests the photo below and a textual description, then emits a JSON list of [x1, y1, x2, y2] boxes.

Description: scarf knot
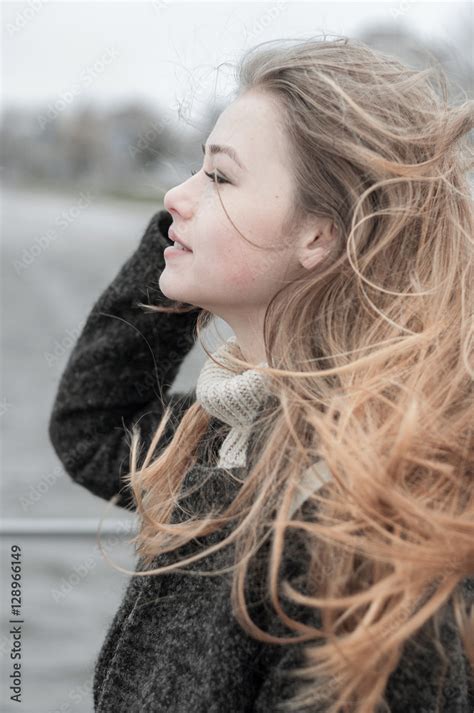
[[195, 335, 333, 516], [196, 336, 270, 468]]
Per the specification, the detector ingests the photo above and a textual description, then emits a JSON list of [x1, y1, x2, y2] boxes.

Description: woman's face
[[160, 90, 305, 327]]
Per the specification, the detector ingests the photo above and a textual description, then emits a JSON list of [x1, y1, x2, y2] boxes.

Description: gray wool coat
[[48, 208, 474, 712]]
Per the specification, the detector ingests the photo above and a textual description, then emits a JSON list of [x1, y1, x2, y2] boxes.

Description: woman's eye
[[190, 168, 228, 185], [205, 171, 228, 185]]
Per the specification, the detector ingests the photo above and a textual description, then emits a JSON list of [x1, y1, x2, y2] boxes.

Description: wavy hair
[[99, 36, 474, 712]]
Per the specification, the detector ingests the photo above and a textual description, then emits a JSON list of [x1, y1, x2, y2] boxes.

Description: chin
[[158, 273, 182, 300], [159, 273, 198, 306]]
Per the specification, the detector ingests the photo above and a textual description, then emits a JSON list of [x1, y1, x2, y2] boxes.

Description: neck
[[221, 315, 267, 367]]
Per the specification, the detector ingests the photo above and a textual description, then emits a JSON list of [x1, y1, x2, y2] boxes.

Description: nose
[[163, 172, 196, 221], [163, 185, 177, 215]]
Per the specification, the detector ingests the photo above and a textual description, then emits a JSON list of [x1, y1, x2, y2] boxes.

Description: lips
[[168, 226, 192, 252]]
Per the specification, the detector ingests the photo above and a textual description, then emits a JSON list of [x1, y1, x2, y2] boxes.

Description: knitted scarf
[[196, 335, 332, 516], [196, 335, 269, 469]]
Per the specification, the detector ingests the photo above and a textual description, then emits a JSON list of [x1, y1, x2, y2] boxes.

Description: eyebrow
[[201, 142, 246, 171]]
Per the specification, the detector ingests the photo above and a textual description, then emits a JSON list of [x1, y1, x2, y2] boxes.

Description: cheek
[[196, 247, 254, 293], [215, 257, 253, 290], [226, 249, 279, 295], [197, 233, 284, 295]]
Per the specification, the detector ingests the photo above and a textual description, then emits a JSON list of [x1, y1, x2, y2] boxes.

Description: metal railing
[[0, 518, 138, 536]]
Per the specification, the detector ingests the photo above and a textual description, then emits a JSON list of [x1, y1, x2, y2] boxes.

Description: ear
[[297, 220, 338, 271]]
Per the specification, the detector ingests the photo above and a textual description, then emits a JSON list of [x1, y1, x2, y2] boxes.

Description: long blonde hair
[[100, 36, 474, 712]]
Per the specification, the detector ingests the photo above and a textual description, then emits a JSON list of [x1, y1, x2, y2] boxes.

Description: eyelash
[[190, 168, 229, 185]]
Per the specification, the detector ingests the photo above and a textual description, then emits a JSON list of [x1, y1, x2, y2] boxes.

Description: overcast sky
[[2, 1, 471, 124]]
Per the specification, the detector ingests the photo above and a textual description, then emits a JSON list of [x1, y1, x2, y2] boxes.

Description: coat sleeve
[[48, 209, 201, 511], [253, 567, 474, 712]]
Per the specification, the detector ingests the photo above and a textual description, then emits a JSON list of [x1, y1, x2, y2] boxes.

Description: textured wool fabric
[[48, 208, 474, 713], [196, 335, 270, 468]]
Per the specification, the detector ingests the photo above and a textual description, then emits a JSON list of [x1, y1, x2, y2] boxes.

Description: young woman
[[49, 36, 473, 712]]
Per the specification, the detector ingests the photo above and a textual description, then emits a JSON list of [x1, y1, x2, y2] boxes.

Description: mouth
[[164, 245, 193, 258], [168, 226, 193, 252]]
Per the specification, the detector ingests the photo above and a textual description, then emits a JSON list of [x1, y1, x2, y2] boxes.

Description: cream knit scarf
[[196, 336, 332, 516], [196, 335, 269, 469]]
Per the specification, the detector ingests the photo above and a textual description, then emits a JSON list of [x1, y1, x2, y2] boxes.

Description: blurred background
[[1, 1, 472, 711]]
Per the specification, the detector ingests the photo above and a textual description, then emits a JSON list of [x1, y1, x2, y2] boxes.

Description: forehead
[[208, 91, 289, 171]]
